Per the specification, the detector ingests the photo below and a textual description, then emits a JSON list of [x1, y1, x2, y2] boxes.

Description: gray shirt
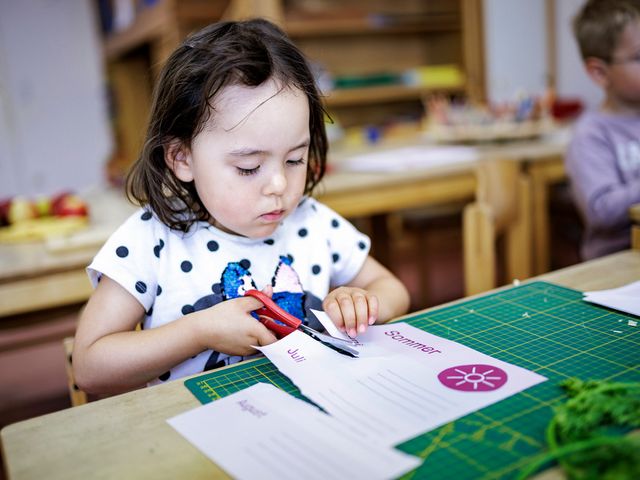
[[565, 110, 640, 259]]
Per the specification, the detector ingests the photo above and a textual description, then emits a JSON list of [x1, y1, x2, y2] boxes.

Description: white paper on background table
[[167, 383, 421, 480], [338, 145, 479, 172], [257, 320, 547, 447], [583, 280, 640, 317]]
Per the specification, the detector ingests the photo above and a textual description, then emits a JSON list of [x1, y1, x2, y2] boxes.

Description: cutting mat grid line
[[184, 281, 639, 480]]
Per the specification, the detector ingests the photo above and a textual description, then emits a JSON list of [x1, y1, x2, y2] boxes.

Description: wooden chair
[[463, 159, 533, 296], [631, 203, 640, 250], [63, 336, 88, 407]]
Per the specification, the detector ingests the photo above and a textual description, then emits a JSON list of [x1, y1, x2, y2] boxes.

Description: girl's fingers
[[353, 292, 370, 334], [323, 288, 378, 337], [337, 293, 358, 338], [324, 298, 346, 331], [240, 295, 266, 312], [245, 321, 277, 350], [324, 295, 352, 334], [367, 295, 379, 325], [255, 326, 277, 347]]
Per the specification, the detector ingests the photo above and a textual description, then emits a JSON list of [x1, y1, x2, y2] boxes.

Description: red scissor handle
[[245, 289, 302, 338]]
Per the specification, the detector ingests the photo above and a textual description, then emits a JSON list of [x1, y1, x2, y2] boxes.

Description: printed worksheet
[[257, 321, 546, 446], [168, 383, 421, 480]]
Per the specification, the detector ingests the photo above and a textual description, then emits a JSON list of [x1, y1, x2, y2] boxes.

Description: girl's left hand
[[322, 287, 378, 338]]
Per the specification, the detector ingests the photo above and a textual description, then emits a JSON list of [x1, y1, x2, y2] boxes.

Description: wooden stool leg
[[633, 225, 640, 250], [530, 168, 550, 274], [631, 204, 640, 250], [63, 337, 88, 407], [464, 202, 496, 296]]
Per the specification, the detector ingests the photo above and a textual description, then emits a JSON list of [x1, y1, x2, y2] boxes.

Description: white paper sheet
[[583, 280, 640, 317], [257, 322, 546, 447], [167, 383, 421, 480], [338, 146, 479, 172], [311, 308, 351, 341]]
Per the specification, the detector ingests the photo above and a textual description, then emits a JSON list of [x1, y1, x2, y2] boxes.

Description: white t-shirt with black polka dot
[[87, 197, 370, 386]]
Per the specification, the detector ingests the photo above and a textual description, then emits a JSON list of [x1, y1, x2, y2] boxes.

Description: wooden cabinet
[[101, 0, 229, 181], [286, 0, 474, 128], [100, 0, 484, 179]]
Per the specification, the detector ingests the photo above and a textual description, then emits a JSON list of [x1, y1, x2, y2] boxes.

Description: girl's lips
[[261, 209, 285, 222]]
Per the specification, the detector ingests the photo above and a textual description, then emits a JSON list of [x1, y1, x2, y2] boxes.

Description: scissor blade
[[298, 324, 359, 346], [300, 327, 360, 358]]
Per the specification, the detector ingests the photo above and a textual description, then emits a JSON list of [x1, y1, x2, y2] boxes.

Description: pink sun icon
[[438, 364, 508, 392]]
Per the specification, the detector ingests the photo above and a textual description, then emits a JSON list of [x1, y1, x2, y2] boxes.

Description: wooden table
[[323, 132, 568, 219], [318, 158, 477, 266], [0, 189, 138, 318], [1, 249, 637, 479], [325, 134, 568, 280]]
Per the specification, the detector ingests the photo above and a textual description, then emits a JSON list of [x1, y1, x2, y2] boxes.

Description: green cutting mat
[[184, 281, 639, 479]]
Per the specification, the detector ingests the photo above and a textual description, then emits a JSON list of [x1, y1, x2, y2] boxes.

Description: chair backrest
[[463, 158, 532, 295], [63, 336, 88, 406], [475, 158, 521, 234]]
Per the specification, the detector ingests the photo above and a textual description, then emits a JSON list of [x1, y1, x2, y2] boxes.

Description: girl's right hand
[[196, 295, 278, 355]]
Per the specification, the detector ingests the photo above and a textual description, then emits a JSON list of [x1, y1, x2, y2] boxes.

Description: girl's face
[[171, 78, 310, 238]]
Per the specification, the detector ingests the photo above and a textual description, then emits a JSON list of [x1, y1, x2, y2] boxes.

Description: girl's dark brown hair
[[126, 18, 328, 232]]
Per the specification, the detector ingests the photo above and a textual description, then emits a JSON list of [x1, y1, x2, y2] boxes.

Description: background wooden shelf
[[103, 5, 168, 60], [324, 84, 465, 108], [285, 14, 461, 38], [103, 0, 228, 63], [100, 0, 484, 179]]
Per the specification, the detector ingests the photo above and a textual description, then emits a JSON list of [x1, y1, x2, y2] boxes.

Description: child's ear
[[166, 141, 193, 182], [584, 57, 610, 88]]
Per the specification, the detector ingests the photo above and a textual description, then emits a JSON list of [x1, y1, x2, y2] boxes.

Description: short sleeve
[[87, 209, 162, 312]]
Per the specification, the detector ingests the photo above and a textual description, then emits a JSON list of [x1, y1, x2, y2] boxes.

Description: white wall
[[0, 0, 112, 198], [481, 0, 602, 111], [553, 0, 603, 110], [483, 0, 548, 104]]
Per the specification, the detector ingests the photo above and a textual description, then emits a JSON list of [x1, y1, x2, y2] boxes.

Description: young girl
[[73, 18, 410, 394]]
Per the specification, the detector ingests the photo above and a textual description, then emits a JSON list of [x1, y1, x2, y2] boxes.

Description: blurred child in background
[[566, 0, 640, 259]]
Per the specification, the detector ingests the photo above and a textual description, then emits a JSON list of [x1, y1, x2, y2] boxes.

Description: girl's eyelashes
[[237, 166, 260, 176], [236, 158, 305, 175]]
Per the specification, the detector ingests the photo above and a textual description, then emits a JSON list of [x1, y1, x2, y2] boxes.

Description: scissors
[[245, 289, 359, 358]]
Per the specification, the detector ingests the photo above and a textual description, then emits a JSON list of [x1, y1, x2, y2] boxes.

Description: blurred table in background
[[0, 188, 137, 318], [326, 129, 569, 285]]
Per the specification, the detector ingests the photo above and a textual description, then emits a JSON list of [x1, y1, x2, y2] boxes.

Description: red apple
[[51, 191, 73, 214], [51, 193, 89, 217]]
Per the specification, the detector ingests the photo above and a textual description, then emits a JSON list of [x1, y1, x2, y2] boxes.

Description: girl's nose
[[264, 169, 287, 195]]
